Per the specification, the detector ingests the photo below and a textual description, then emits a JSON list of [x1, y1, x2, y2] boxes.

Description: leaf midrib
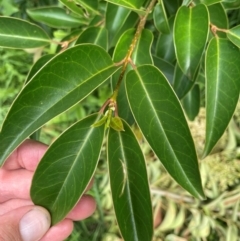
[[51, 126, 95, 212], [135, 68, 193, 189], [0, 33, 50, 42], [118, 131, 139, 241]]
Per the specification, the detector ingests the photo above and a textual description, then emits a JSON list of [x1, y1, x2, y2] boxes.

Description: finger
[[0, 199, 33, 215], [3, 139, 48, 171], [66, 194, 96, 221], [0, 169, 32, 202], [40, 219, 73, 241], [0, 206, 50, 241]]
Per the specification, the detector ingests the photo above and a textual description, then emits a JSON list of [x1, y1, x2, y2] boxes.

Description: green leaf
[[25, 54, 54, 84], [0, 17, 50, 49], [105, 0, 145, 13], [112, 29, 153, 124], [59, 0, 85, 16], [107, 120, 153, 241], [153, 2, 170, 34], [174, 4, 209, 78], [75, 26, 108, 50], [194, 0, 221, 5], [182, 84, 200, 121], [155, 16, 175, 63], [163, 0, 182, 16], [203, 38, 240, 158], [126, 65, 204, 199], [0, 44, 119, 166], [153, 56, 175, 85], [173, 63, 195, 99], [208, 3, 228, 38], [106, 3, 138, 47], [227, 25, 240, 48], [27, 7, 87, 28], [31, 114, 105, 225], [73, 0, 100, 15], [223, 0, 240, 9]]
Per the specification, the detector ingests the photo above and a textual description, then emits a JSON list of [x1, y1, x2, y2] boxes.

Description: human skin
[[0, 139, 96, 241]]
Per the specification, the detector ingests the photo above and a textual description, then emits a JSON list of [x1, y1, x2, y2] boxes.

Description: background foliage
[[1, 0, 240, 240]]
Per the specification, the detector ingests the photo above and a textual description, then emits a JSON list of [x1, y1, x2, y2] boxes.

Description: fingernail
[[19, 207, 51, 241]]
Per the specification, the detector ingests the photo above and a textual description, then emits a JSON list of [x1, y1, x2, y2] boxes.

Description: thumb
[[0, 206, 51, 241]]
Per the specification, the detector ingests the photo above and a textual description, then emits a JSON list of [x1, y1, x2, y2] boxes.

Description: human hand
[[0, 139, 96, 241]]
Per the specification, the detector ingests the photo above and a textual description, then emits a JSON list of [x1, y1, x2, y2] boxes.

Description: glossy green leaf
[[126, 65, 204, 199], [174, 4, 209, 78], [163, 0, 182, 16], [155, 16, 175, 63], [31, 114, 105, 225], [203, 38, 240, 158], [223, 0, 240, 9], [0, 17, 50, 49], [105, 0, 145, 13], [0, 44, 119, 166], [25, 54, 54, 84], [208, 3, 228, 38], [27, 7, 87, 28], [153, 2, 170, 34], [59, 0, 85, 16], [153, 56, 175, 85], [75, 27, 108, 50], [112, 29, 153, 124], [74, 0, 100, 15], [227, 25, 240, 48], [182, 84, 200, 121], [173, 63, 196, 99], [106, 3, 138, 47], [194, 0, 221, 5], [107, 120, 153, 241]]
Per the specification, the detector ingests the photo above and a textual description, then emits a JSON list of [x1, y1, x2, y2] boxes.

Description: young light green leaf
[[182, 84, 200, 121], [203, 38, 240, 158], [27, 7, 88, 28], [0, 17, 50, 49], [0, 44, 119, 166], [75, 26, 108, 50], [91, 115, 108, 128], [174, 4, 209, 78], [31, 114, 105, 225], [107, 120, 153, 241], [153, 2, 170, 34], [227, 25, 240, 48], [109, 116, 124, 131], [126, 65, 204, 199]]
